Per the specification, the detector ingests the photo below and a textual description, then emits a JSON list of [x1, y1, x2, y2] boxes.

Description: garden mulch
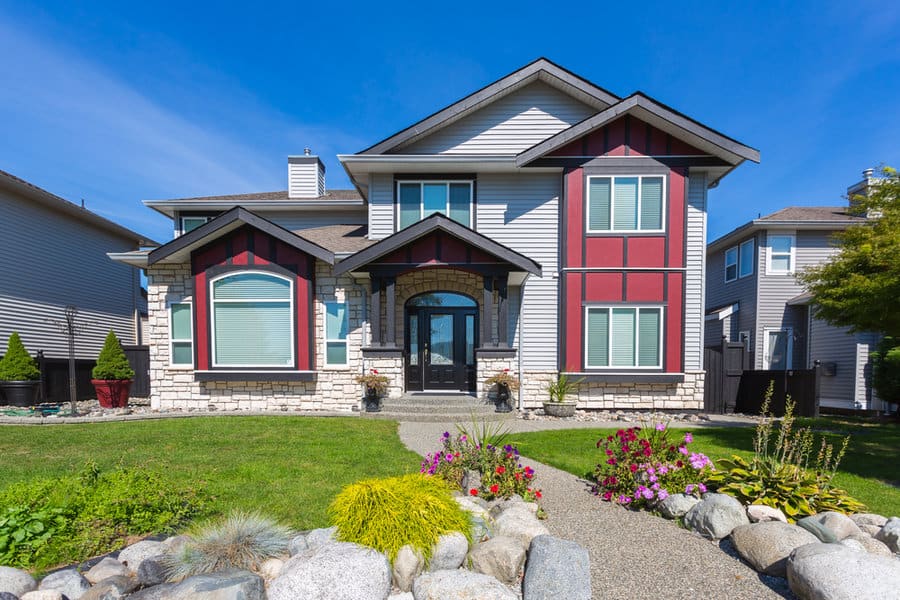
[[399, 420, 794, 600]]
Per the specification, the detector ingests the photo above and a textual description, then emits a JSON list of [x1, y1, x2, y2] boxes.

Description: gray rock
[[806, 511, 862, 540], [747, 504, 788, 523], [522, 535, 590, 600], [305, 526, 338, 549], [657, 493, 701, 519], [427, 532, 468, 571], [412, 570, 516, 600], [492, 505, 550, 549], [269, 542, 391, 600], [844, 533, 894, 557], [839, 537, 867, 553], [470, 515, 491, 542], [389, 594, 414, 600], [683, 493, 750, 540], [0, 566, 37, 597], [850, 513, 888, 528], [874, 516, 900, 553], [162, 535, 191, 555], [84, 557, 129, 584], [136, 556, 169, 587], [20, 592, 64, 600], [787, 542, 900, 600], [797, 515, 839, 543], [454, 496, 489, 520], [288, 533, 309, 555], [116, 540, 165, 574], [258, 557, 284, 581], [0, 593, 18, 600], [39, 568, 91, 600], [392, 545, 424, 593], [165, 569, 264, 600], [79, 575, 138, 600], [730, 521, 820, 577], [860, 524, 883, 536], [122, 583, 177, 600], [467, 535, 525, 584]]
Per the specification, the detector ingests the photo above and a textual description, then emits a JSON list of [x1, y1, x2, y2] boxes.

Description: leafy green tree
[[0, 332, 41, 381], [91, 331, 135, 380]]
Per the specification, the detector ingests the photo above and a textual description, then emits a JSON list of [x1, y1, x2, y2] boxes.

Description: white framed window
[[210, 272, 294, 368], [586, 175, 666, 233], [585, 306, 663, 368], [181, 216, 211, 234], [767, 233, 795, 274], [738, 330, 751, 351], [724, 247, 738, 282], [763, 327, 793, 370], [169, 302, 193, 366], [324, 301, 349, 366], [397, 181, 473, 230], [739, 239, 755, 278]]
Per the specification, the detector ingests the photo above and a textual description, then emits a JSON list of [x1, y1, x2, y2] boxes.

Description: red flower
[[676, 460, 684, 468], [602, 491, 613, 501], [515, 472, 522, 480], [629, 463, 638, 473], [490, 484, 499, 494], [642, 448, 652, 457], [535, 490, 542, 499], [605, 449, 613, 456], [496, 466, 506, 475], [607, 458, 617, 465], [372, 369, 378, 374], [469, 488, 478, 496], [622, 444, 630, 453]]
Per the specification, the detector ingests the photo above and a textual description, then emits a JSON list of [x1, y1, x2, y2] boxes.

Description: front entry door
[[406, 305, 477, 392]]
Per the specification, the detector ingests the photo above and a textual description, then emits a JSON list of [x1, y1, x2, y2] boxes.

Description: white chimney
[[288, 151, 326, 198]]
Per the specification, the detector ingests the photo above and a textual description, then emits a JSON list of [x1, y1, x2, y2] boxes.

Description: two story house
[[112, 58, 758, 412], [705, 170, 881, 411]]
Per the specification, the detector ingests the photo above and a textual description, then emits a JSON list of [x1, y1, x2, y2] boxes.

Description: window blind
[[640, 177, 663, 230], [588, 178, 611, 231], [586, 308, 609, 367], [613, 177, 638, 230]]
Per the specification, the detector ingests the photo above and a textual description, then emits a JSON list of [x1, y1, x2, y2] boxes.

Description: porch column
[[482, 275, 495, 348], [497, 274, 509, 348], [384, 276, 396, 347], [370, 276, 382, 346]]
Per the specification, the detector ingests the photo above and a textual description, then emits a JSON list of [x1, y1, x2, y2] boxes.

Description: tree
[[799, 166, 900, 337]]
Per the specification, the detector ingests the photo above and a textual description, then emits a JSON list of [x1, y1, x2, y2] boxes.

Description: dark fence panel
[[736, 369, 819, 418], [123, 345, 150, 398], [703, 341, 749, 414], [37, 357, 96, 403]]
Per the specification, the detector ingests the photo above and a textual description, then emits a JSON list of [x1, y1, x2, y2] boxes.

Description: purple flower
[[657, 489, 669, 501], [642, 488, 654, 500], [658, 465, 669, 475], [688, 452, 711, 470], [442, 431, 450, 439], [685, 484, 695, 495], [649, 474, 658, 483], [698, 483, 707, 494], [678, 446, 688, 455], [655, 423, 666, 431], [684, 432, 693, 444]]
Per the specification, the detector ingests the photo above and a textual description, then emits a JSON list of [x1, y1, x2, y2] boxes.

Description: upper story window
[[397, 181, 473, 230], [724, 247, 738, 282], [585, 306, 663, 369], [726, 238, 756, 282], [181, 216, 211, 233], [587, 175, 665, 233], [767, 233, 795, 274], [739, 239, 755, 278], [210, 272, 294, 367]]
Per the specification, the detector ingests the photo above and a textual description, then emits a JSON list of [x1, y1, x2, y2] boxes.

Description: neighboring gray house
[[705, 172, 882, 411], [0, 169, 157, 363]]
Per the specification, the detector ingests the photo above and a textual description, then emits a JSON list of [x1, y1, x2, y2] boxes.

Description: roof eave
[[707, 219, 861, 253]]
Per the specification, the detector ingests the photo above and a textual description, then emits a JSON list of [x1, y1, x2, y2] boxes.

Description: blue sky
[[1, 0, 898, 244]]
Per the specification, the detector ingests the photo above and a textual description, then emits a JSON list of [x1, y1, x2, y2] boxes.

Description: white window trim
[[724, 246, 738, 283], [395, 180, 474, 231], [585, 175, 667, 234], [583, 305, 665, 369], [209, 271, 295, 369], [762, 327, 793, 370], [180, 216, 211, 235], [766, 233, 796, 275], [323, 301, 349, 368], [739, 239, 755, 278], [168, 301, 193, 369]]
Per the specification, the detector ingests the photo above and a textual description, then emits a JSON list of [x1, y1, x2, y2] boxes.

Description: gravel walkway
[[399, 420, 794, 600]]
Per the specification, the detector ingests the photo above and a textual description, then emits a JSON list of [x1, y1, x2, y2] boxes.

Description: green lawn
[[0, 416, 422, 529], [509, 417, 900, 517]]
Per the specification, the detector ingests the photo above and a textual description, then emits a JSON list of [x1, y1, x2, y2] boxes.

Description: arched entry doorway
[[405, 292, 478, 392]]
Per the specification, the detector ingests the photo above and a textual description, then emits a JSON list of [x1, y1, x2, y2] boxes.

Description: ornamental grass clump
[[163, 511, 294, 580], [328, 473, 470, 564], [707, 382, 865, 520], [593, 421, 714, 508]]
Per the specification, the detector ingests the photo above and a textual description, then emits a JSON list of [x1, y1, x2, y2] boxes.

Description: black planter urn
[[364, 387, 382, 412], [0, 381, 40, 407], [495, 383, 513, 413]]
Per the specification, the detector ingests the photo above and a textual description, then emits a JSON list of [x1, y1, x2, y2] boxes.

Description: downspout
[[517, 274, 530, 411]]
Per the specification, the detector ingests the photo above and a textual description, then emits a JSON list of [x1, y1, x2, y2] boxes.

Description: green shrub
[[163, 511, 293, 581], [0, 462, 206, 569], [545, 373, 583, 403], [0, 505, 68, 568], [92, 330, 135, 380], [707, 383, 866, 520], [0, 332, 40, 381], [870, 337, 900, 406], [329, 474, 471, 564]]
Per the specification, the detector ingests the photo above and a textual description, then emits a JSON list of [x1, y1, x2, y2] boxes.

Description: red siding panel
[[566, 169, 583, 268], [584, 273, 623, 302], [668, 168, 685, 267], [585, 237, 624, 267], [565, 273, 582, 371], [232, 230, 249, 266], [194, 271, 209, 370], [626, 272, 664, 302], [629, 118, 647, 156], [665, 272, 683, 372], [606, 120, 626, 156], [626, 237, 665, 267]]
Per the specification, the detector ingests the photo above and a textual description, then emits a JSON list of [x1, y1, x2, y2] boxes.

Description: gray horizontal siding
[[368, 173, 394, 240], [0, 187, 140, 359], [266, 210, 367, 231], [684, 174, 706, 370], [705, 232, 758, 349], [809, 317, 860, 409], [399, 82, 595, 155]]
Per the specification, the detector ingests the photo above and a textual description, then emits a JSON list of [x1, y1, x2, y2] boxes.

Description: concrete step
[[362, 410, 513, 423], [361, 393, 513, 422]]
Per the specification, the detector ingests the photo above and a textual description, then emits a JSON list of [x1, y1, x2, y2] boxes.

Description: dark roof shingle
[[153, 189, 362, 203], [295, 224, 373, 254], [758, 206, 866, 222]]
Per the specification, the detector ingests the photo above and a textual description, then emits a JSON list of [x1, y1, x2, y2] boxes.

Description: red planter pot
[[92, 379, 132, 408]]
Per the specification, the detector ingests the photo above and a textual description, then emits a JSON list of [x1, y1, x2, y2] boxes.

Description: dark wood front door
[[405, 307, 477, 392]]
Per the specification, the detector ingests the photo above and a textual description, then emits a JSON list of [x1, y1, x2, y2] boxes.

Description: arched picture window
[[406, 292, 476, 308], [211, 272, 294, 367]]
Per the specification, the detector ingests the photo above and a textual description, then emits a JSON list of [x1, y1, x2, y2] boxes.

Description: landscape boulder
[[268, 542, 391, 600], [492, 505, 550, 549], [0, 566, 37, 597], [683, 493, 749, 540], [427, 532, 468, 572], [116, 540, 165, 574], [305, 526, 338, 549], [849, 513, 888, 529], [874, 516, 900, 553], [412, 570, 516, 600], [84, 557, 129, 584], [288, 533, 309, 556], [38, 568, 91, 599], [842, 533, 894, 557], [804, 511, 862, 540], [746, 504, 788, 523], [522, 535, 590, 600], [391, 545, 423, 593], [730, 521, 819, 577], [797, 515, 839, 543], [21, 591, 65, 600], [467, 535, 526, 584], [165, 569, 265, 600], [787, 542, 900, 600], [122, 583, 177, 600], [80, 575, 138, 600], [658, 494, 700, 519], [136, 556, 169, 587]]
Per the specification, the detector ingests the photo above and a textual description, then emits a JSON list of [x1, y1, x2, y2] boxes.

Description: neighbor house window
[[181, 216, 210, 234], [169, 302, 193, 366], [763, 328, 792, 370], [724, 247, 738, 282], [587, 175, 665, 232], [585, 306, 663, 368], [767, 234, 795, 274], [739, 239, 755, 278], [210, 272, 294, 367], [397, 181, 473, 229], [325, 302, 348, 366]]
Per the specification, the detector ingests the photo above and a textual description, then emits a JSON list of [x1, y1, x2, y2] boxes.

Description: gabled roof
[[0, 169, 159, 246], [147, 207, 334, 265], [358, 58, 619, 155], [516, 93, 760, 169], [333, 213, 541, 276], [144, 189, 363, 218]]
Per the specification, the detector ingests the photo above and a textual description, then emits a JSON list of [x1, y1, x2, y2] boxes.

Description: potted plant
[[543, 373, 583, 417], [484, 368, 519, 413], [0, 332, 41, 407], [91, 330, 135, 408], [356, 369, 390, 412]]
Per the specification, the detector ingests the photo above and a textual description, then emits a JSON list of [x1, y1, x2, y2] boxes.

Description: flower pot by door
[[92, 379, 132, 408], [364, 387, 381, 412], [495, 383, 513, 413], [543, 401, 577, 418], [0, 381, 40, 407]]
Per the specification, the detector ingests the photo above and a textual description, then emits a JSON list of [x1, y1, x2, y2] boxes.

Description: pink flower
[[607, 458, 617, 465], [678, 446, 688, 455], [656, 423, 666, 431], [684, 432, 693, 444], [629, 463, 638, 473], [602, 491, 613, 501]]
